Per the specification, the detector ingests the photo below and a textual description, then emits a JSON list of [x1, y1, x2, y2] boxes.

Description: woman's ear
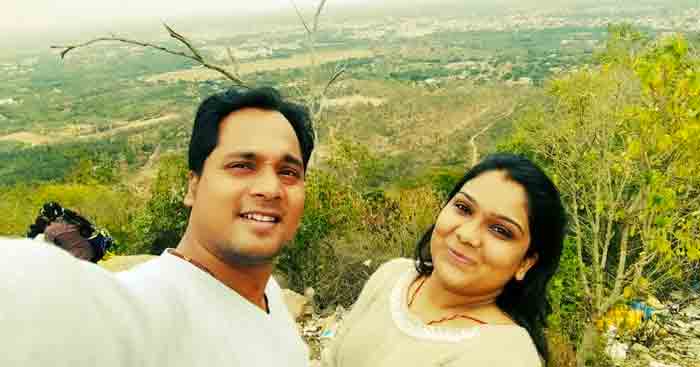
[[515, 253, 538, 281]]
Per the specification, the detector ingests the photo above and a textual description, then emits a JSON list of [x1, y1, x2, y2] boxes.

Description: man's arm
[[0, 238, 150, 367]]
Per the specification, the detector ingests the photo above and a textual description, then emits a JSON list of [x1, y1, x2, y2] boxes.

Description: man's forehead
[[215, 108, 302, 161]]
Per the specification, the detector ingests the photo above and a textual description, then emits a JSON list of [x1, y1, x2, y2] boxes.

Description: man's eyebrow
[[223, 151, 303, 168], [456, 191, 525, 235], [223, 152, 257, 160], [282, 154, 304, 168]]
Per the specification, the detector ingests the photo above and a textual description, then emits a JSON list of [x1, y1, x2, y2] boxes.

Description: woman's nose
[[455, 220, 481, 248]]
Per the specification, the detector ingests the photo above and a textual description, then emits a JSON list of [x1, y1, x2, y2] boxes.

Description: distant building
[[0, 98, 19, 106]]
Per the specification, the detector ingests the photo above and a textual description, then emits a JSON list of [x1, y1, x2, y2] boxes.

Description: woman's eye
[[491, 225, 513, 239], [455, 202, 472, 214]]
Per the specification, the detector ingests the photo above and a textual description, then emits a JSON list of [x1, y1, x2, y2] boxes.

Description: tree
[[502, 30, 700, 364], [130, 154, 189, 255]]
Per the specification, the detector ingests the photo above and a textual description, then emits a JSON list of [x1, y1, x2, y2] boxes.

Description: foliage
[[500, 28, 700, 361], [279, 138, 443, 307], [130, 154, 190, 255], [547, 238, 585, 341], [0, 136, 146, 186], [0, 182, 137, 253]]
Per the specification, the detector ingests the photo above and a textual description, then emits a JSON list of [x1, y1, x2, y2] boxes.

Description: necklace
[[168, 248, 215, 276], [168, 249, 270, 314], [408, 276, 488, 326]]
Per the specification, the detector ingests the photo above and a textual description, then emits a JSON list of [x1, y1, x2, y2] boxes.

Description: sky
[[1, 0, 374, 33]]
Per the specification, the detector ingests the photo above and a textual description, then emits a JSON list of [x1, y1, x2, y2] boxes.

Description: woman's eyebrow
[[456, 191, 525, 235]]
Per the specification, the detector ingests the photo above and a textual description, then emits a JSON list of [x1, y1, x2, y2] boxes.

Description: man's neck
[[175, 234, 273, 312]]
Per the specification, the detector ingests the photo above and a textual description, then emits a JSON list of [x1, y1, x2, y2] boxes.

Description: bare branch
[[322, 64, 346, 96], [313, 0, 329, 33], [290, 0, 312, 35], [52, 27, 247, 86], [572, 193, 593, 300], [162, 23, 204, 62], [608, 222, 631, 308], [52, 37, 192, 60]]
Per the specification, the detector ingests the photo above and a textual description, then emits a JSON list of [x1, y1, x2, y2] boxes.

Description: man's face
[[184, 107, 305, 266]]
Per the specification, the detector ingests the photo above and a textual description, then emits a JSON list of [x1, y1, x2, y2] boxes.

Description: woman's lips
[[447, 247, 477, 265]]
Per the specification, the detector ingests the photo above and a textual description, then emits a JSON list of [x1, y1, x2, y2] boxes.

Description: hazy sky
[[2, 0, 372, 33]]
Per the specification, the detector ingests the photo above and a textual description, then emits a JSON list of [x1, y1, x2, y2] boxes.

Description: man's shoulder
[[113, 252, 187, 306]]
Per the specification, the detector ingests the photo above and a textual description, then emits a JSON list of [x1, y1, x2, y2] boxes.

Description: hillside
[[1, 3, 699, 366]]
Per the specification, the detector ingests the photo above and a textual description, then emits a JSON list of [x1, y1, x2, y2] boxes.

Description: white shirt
[[116, 250, 310, 367], [0, 238, 309, 367]]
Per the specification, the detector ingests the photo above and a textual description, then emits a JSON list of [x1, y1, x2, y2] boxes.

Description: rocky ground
[[608, 291, 700, 367]]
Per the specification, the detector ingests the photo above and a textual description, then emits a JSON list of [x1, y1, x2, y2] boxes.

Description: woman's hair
[[414, 153, 567, 363]]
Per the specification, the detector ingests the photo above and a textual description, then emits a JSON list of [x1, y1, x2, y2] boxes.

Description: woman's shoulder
[[478, 326, 542, 365], [369, 258, 414, 284], [353, 258, 414, 304]]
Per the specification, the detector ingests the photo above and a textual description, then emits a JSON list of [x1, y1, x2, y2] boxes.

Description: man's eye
[[228, 162, 254, 170], [280, 169, 300, 178]]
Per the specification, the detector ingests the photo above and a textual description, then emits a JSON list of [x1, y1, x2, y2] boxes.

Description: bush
[[0, 182, 138, 253], [130, 154, 189, 255]]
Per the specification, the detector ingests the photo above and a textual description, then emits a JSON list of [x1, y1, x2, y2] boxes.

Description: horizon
[[1, 0, 695, 51]]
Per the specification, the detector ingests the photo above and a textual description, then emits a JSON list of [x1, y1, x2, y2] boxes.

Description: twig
[[322, 64, 347, 96], [51, 23, 246, 87], [313, 0, 329, 33], [162, 23, 204, 62], [290, 0, 312, 35]]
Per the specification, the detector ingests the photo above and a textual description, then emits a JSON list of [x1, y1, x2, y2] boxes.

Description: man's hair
[[188, 87, 315, 175]]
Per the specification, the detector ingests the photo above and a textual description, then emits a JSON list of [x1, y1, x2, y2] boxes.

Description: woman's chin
[[433, 257, 476, 289]]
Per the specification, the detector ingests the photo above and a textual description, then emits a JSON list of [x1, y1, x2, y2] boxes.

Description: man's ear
[[183, 171, 199, 208], [515, 252, 538, 281]]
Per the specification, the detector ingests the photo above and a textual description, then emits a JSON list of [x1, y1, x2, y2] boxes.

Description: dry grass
[[145, 49, 373, 83], [0, 113, 179, 147], [324, 95, 386, 108], [0, 131, 52, 145]]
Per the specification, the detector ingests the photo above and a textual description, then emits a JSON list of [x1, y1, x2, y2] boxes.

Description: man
[[0, 87, 314, 367]]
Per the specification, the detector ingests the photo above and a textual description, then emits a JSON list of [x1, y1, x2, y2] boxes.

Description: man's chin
[[219, 246, 283, 267]]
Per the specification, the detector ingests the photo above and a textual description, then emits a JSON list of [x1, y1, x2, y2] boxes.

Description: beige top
[[323, 258, 542, 367]]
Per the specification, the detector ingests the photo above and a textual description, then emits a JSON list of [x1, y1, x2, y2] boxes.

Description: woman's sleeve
[[321, 258, 411, 367]]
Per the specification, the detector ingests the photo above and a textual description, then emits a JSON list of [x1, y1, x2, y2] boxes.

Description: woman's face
[[430, 170, 537, 299]]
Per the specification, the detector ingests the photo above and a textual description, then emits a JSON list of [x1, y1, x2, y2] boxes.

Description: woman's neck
[[407, 274, 510, 327]]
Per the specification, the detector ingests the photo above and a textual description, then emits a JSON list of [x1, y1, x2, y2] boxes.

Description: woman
[[323, 153, 567, 367]]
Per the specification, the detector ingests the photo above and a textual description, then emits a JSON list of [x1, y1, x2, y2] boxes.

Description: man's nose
[[250, 168, 282, 200]]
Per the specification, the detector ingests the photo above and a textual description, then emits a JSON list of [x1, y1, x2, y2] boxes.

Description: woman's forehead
[[459, 171, 529, 225]]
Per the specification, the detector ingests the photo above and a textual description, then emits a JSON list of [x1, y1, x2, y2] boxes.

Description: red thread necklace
[[168, 249, 270, 314], [408, 276, 488, 326]]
